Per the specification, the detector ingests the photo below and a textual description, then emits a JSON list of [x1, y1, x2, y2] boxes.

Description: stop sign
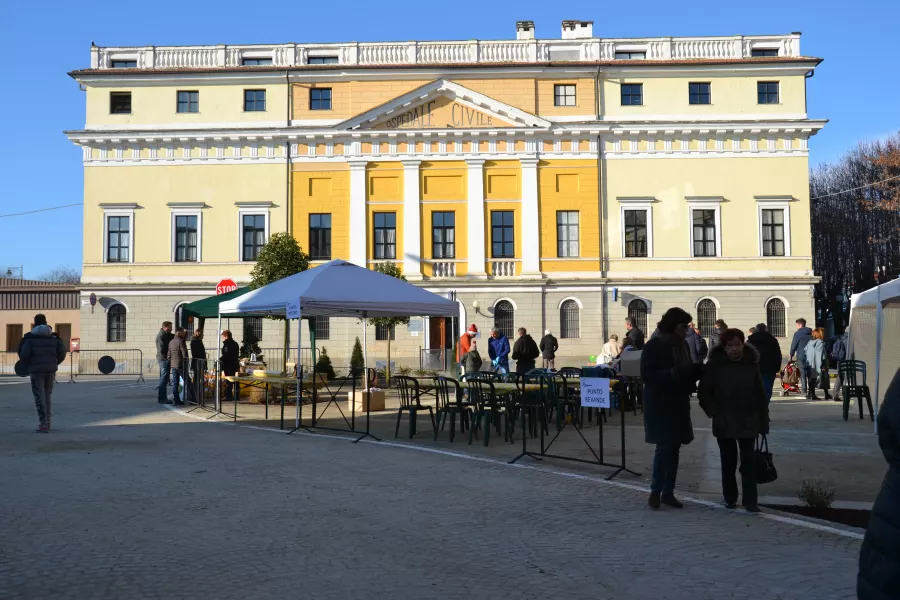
[[216, 279, 238, 295]]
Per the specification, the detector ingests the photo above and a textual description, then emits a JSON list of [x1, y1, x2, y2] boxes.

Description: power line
[[0, 203, 82, 219], [811, 174, 900, 200]]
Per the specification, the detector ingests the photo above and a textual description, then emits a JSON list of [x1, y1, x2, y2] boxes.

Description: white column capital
[[519, 156, 540, 168], [401, 159, 422, 168], [465, 158, 486, 167], [348, 160, 368, 171]]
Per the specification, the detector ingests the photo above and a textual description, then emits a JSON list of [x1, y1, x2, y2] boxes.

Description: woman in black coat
[[641, 307, 701, 510], [858, 367, 900, 599], [698, 329, 769, 512]]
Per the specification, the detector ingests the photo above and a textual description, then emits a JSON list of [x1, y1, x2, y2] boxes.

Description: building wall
[[0, 310, 81, 353]]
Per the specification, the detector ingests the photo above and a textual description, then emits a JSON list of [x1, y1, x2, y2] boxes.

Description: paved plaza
[[0, 377, 872, 599]]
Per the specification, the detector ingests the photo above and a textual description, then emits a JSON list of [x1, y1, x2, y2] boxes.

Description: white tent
[[848, 277, 900, 425], [217, 260, 459, 427]]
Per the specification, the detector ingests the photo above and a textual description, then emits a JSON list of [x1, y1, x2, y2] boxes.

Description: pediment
[[339, 79, 551, 131]]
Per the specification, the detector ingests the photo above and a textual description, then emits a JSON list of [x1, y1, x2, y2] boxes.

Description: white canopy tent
[[217, 260, 459, 428], [848, 278, 900, 426]]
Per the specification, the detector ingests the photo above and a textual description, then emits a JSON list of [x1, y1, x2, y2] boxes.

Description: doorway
[[56, 323, 72, 351], [6, 324, 23, 351]]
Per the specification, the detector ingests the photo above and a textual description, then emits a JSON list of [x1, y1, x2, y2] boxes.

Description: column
[[402, 159, 422, 280], [466, 159, 487, 278], [520, 156, 541, 277], [348, 160, 367, 267]]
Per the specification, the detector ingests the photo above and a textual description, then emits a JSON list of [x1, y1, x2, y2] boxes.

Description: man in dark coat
[[748, 323, 783, 404], [708, 319, 727, 353], [220, 330, 241, 401], [858, 367, 900, 599], [625, 317, 645, 350], [511, 327, 541, 375], [641, 307, 700, 510], [539, 329, 559, 370], [789, 318, 813, 396], [18, 314, 67, 432], [155, 321, 174, 403], [685, 322, 704, 364]]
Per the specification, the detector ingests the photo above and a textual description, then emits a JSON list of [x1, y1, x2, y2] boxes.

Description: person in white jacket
[[598, 334, 623, 365]]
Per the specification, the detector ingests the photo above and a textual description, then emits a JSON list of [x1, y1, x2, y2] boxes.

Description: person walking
[[487, 327, 511, 375], [709, 319, 727, 353], [539, 329, 559, 370], [511, 327, 540, 375], [166, 328, 189, 405], [460, 339, 483, 375], [685, 322, 704, 364], [804, 328, 830, 400], [857, 366, 900, 599], [698, 328, 769, 512], [641, 307, 700, 510], [789, 318, 813, 397], [599, 334, 622, 365], [748, 323, 783, 404], [624, 316, 645, 350], [220, 330, 240, 401], [155, 321, 174, 403], [17, 314, 67, 433]]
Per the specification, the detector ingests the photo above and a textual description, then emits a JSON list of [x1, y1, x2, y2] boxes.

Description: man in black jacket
[[748, 323, 783, 404], [789, 318, 813, 396], [511, 327, 540, 375], [539, 329, 558, 370], [155, 321, 174, 403], [624, 317, 645, 350], [220, 330, 241, 401], [18, 314, 67, 432]]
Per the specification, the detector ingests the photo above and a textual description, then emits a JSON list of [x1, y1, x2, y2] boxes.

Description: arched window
[[493, 300, 515, 336], [696, 299, 717, 338], [174, 303, 195, 338], [766, 298, 786, 338], [107, 304, 127, 342], [560, 299, 580, 339], [627, 299, 648, 334]]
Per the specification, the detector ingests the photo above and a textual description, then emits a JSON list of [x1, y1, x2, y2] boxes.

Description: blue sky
[[1, 0, 898, 278]]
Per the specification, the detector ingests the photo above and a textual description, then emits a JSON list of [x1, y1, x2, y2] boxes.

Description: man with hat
[[457, 324, 478, 373]]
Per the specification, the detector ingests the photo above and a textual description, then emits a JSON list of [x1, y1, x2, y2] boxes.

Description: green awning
[[181, 287, 251, 319]]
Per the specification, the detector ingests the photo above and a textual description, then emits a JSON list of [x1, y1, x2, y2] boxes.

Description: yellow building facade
[[67, 22, 824, 367]]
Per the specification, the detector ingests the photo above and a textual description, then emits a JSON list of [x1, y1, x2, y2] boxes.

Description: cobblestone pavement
[[1, 378, 863, 599]]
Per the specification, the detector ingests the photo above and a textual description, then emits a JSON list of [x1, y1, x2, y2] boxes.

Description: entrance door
[[6, 324, 23, 351], [56, 324, 72, 351], [429, 317, 446, 349]]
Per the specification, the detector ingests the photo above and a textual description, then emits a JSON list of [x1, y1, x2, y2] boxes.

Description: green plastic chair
[[837, 360, 874, 421]]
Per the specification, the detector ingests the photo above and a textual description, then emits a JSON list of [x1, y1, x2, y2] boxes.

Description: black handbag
[[754, 435, 778, 484]]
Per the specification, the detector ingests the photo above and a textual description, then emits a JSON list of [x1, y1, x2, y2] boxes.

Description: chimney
[[561, 20, 594, 40], [516, 21, 535, 40]]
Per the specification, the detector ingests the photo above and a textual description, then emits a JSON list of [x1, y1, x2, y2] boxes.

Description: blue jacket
[[789, 327, 813, 364], [684, 327, 704, 364], [805, 339, 826, 373], [487, 334, 511, 371], [18, 325, 67, 375]]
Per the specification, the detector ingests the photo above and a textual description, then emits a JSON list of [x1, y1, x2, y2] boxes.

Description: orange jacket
[[457, 334, 472, 362]]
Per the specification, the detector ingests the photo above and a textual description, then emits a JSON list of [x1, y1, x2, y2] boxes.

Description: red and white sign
[[216, 279, 238, 295]]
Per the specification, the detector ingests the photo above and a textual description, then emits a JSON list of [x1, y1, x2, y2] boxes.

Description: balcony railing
[[430, 261, 457, 278], [490, 260, 517, 277], [89, 34, 802, 70]]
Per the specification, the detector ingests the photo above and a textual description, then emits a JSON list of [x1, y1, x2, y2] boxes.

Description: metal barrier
[[0, 351, 18, 377], [420, 348, 454, 372], [258, 347, 314, 372], [69, 349, 146, 383]]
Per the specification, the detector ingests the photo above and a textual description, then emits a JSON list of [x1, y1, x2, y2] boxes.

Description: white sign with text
[[286, 299, 300, 319], [580, 377, 611, 408]]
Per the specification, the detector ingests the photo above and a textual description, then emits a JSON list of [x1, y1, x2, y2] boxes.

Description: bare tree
[[39, 265, 82, 284]]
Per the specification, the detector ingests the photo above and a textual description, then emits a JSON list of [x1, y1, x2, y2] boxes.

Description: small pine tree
[[315, 346, 336, 380], [239, 321, 262, 359], [350, 337, 365, 374]]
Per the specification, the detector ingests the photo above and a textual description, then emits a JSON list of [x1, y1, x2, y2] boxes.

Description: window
[[696, 299, 717, 338], [692, 209, 717, 257], [615, 51, 646, 60], [110, 92, 132, 114], [309, 214, 332, 260], [177, 91, 199, 113], [174, 215, 198, 262], [241, 214, 267, 261], [757, 81, 779, 104], [432, 212, 455, 259], [493, 300, 515, 336], [244, 89, 266, 112], [309, 88, 332, 111], [314, 316, 330, 341], [107, 304, 127, 342], [242, 58, 273, 66], [560, 300, 580, 339], [373, 212, 397, 259], [174, 304, 195, 338], [621, 84, 643, 106], [308, 56, 339, 64], [623, 209, 648, 257], [556, 211, 579, 257], [761, 209, 786, 256], [554, 84, 576, 107], [106, 215, 131, 263], [111, 60, 137, 68], [244, 317, 263, 342], [751, 49, 779, 57], [376, 323, 395, 341], [689, 82, 711, 105], [491, 211, 515, 258], [627, 299, 648, 335], [766, 298, 786, 338]]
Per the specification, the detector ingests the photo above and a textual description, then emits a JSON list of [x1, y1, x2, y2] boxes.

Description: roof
[[0, 277, 78, 290], [180, 286, 251, 319]]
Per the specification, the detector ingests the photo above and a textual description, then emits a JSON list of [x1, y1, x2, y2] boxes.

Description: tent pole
[[363, 314, 369, 393], [874, 284, 882, 434], [216, 312, 222, 414], [296, 312, 302, 430]]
